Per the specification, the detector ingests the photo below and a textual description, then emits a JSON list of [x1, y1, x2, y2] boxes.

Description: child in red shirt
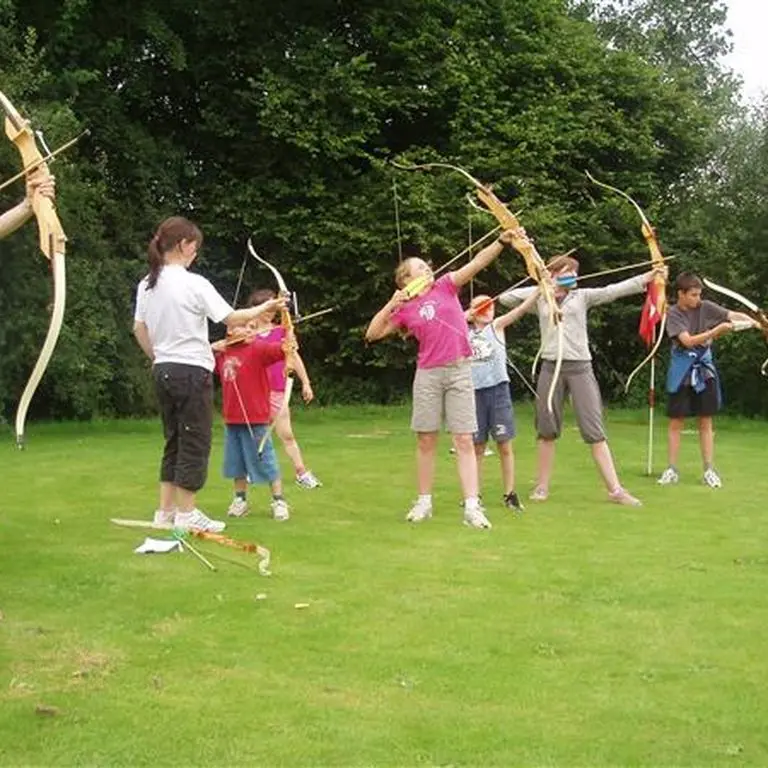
[[212, 322, 296, 521], [247, 288, 323, 489]]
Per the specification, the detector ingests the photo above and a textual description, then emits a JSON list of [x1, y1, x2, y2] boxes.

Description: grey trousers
[[535, 360, 606, 444]]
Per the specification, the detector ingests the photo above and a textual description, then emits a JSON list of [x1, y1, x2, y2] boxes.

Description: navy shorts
[[223, 424, 280, 484], [667, 378, 720, 418], [474, 382, 516, 444]]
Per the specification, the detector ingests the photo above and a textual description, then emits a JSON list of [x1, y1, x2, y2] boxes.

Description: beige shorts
[[411, 360, 478, 434]]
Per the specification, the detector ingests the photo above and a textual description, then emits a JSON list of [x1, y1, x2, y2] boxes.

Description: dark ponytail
[[146, 216, 203, 289]]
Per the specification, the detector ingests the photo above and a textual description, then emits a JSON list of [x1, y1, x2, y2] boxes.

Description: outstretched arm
[[492, 288, 541, 332], [451, 228, 517, 288]]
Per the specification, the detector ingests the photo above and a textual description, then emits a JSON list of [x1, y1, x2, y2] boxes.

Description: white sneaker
[[657, 467, 680, 485], [153, 509, 175, 526], [529, 486, 549, 502], [227, 497, 249, 517], [174, 508, 226, 533], [464, 506, 492, 529], [296, 470, 322, 489], [703, 468, 722, 488], [405, 499, 432, 522], [271, 498, 290, 521]]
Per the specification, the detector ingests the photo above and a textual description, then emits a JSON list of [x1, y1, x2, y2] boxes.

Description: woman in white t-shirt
[[133, 216, 284, 532]]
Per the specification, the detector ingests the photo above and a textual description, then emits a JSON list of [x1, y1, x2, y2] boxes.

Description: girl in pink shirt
[[365, 228, 516, 529]]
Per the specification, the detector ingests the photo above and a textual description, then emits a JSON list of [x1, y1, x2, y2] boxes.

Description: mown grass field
[[2, 403, 768, 766]]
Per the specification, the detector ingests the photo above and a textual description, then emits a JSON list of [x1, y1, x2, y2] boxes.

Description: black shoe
[[503, 491, 524, 513]]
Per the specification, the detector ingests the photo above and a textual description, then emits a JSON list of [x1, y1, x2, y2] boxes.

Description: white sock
[[464, 496, 480, 511], [418, 494, 432, 506]]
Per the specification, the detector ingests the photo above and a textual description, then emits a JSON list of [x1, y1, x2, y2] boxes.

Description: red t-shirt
[[214, 339, 284, 424]]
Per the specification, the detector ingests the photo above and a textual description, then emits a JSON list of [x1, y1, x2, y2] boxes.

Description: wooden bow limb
[[110, 518, 272, 575], [246, 239, 298, 455], [585, 171, 668, 407], [0, 90, 68, 448], [702, 278, 768, 377]]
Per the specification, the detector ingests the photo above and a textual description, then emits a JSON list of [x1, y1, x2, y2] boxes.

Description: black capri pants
[[152, 362, 213, 492]]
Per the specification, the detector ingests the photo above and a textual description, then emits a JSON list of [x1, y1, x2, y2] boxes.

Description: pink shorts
[[269, 391, 284, 419]]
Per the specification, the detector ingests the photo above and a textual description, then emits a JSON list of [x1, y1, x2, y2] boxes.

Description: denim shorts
[[474, 382, 516, 444], [223, 424, 280, 484]]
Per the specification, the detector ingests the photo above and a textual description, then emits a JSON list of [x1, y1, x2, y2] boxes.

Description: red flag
[[638, 281, 662, 347]]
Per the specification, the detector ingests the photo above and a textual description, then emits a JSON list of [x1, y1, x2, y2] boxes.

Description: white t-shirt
[[134, 264, 233, 371]]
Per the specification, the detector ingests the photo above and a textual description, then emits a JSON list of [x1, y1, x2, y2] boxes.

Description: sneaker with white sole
[[464, 506, 492, 529], [406, 499, 432, 522], [657, 467, 680, 485], [703, 468, 722, 488], [153, 508, 175, 526], [227, 497, 249, 517], [608, 487, 642, 507], [296, 470, 322, 489], [174, 508, 226, 533], [529, 486, 549, 502], [271, 498, 290, 521]]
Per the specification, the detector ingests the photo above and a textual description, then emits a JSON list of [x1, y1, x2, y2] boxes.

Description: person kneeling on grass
[[657, 272, 758, 489], [365, 229, 519, 530], [466, 290, 540, 513], [212, 320, 299, 521], [247, 288, 323, 490], [500, 234, 667, 507]]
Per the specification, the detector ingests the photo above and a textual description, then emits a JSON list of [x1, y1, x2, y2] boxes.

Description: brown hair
[[146, 216, 203, 289], [675, 272, 702, 293], [247, 287, 276, 307], [546, 249, 579, 274]]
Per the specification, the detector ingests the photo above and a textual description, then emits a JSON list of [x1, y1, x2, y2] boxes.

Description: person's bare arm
[[133, 320, 154, 360], [492, 288, 541, 332], [0, 170, 56, 239], [365, 290, 407, 342], [224, 297, 286, 328], [677, 322, 733, 348], [451, 237, 506, 288]]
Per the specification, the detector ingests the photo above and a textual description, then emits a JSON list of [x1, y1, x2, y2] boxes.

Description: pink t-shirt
[[391, 274, 472, 369], [257, 326, 287, 392]]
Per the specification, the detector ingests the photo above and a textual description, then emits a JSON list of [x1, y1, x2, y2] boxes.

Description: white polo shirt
[[134, 264, 233, 371]]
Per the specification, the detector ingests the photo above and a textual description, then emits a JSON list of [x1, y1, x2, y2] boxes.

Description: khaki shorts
[[411, 360, 478, 434], [535, 360, 606, 444]]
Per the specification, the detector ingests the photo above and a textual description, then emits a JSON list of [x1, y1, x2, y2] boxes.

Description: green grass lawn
[[2, 403, 768, 766]]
